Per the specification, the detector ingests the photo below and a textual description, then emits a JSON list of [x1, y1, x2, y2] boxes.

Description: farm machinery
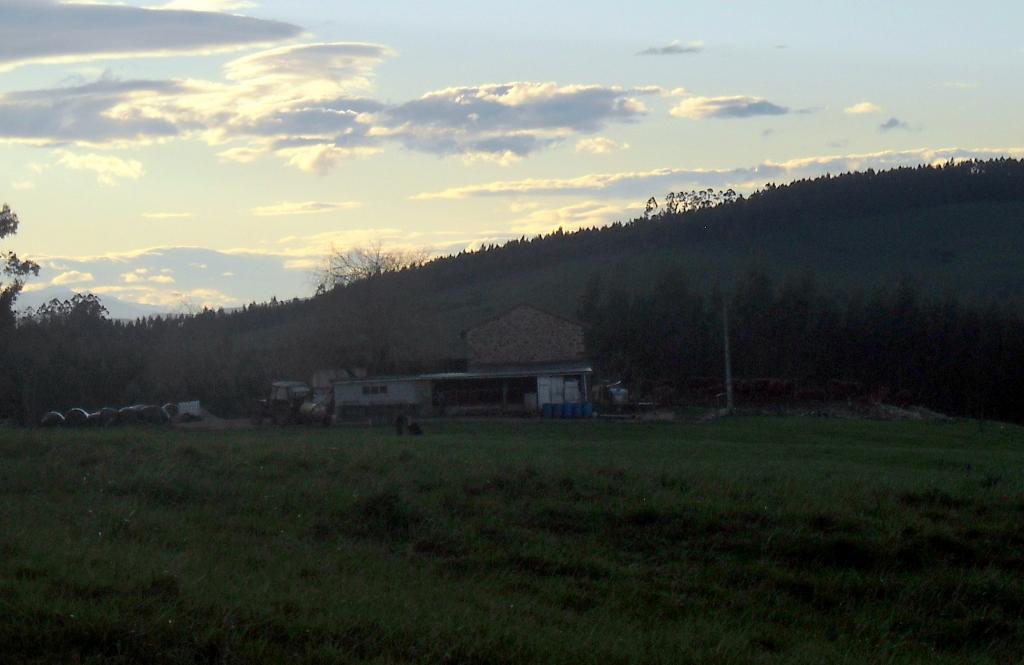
[[252, 380, 333, 426]]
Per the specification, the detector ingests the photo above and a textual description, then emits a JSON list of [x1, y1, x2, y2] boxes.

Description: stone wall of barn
[[466, 305, 585, 365]]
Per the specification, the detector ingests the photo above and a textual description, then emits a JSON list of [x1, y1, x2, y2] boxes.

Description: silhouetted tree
[[314, 240, 428, 292], [0, 204, 39, 328]]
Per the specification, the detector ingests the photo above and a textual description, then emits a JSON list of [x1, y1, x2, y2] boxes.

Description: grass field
[[1, 418, 1023, 664]]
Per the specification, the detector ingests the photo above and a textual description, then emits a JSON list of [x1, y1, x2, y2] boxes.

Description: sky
[[1, 0, 1022, 315]]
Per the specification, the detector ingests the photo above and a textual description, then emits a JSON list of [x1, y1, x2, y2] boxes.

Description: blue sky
[[1, 0, 1021, 314]]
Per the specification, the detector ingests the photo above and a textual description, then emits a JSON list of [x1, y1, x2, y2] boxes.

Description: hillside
[[253, 160, 1024, 364], [6, 159, 1024, 421]]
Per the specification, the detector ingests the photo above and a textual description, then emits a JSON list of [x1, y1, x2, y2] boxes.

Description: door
[[536, 376, 551, 405]]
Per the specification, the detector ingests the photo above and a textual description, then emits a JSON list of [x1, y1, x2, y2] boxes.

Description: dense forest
[[3, 158, 1024, 423], [580, 269, 1024, 420]]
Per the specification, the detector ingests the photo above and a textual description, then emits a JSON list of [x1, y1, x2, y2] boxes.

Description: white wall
[[334, 380, 429, 407]]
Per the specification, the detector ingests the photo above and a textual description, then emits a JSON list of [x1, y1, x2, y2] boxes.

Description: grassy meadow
[[1, 418, 1023, 664]]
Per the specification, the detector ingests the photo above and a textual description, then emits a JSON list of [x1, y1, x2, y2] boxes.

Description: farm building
[[464, 304, 586, 366], [332, 305, 592, 419]]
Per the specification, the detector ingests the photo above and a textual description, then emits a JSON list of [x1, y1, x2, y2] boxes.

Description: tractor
[[252, 381, 333, 426]]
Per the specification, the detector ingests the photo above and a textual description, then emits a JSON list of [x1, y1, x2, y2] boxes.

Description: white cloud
[[276, 145, 381, 175], [671, 95, 790, 120], [142, 211, 193, 220], [0, 0, 299, 71], [56, 150, 144, 185], [121, 269, 175, 284], [0, 33, 655, 172], [845, 102, 882, 115], [23, 246, 309, 309], [575, 137, 627, 154], [382, 82, 652, 160], [155, 1, 256, 10], [223, 42, 394, 89], [51, 270, 95, 285], [511, 201, 634, 234], [251, 200, 363, 216], [416, 147, 1024, 199], [92, 284, 237, 309], [11, 179, 33, 190]]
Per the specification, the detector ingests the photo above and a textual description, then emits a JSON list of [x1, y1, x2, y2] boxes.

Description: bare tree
[[314, 240, 428, 293]]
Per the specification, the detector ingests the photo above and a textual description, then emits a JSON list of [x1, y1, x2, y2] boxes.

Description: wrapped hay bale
[[64, 408, 89, 427], [41, 411, 65, 427]]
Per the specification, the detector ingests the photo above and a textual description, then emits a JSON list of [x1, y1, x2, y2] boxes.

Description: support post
[[723, 302, 734, 414]]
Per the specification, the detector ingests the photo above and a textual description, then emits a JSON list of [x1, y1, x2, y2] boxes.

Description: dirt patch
[[694, 402, 954, 423]]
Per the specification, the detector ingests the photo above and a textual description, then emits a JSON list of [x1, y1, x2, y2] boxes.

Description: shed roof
[[462, 303, 584, 337]]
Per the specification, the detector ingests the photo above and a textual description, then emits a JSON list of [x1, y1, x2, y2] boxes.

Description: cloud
[[415, 147, 1024, 199], [381, 82, 652, 160], [23, 246, 309, 309], [671, 95, 790, 119], [511, 201, 634, 234], [0, 42, 394, 152], [273, 145, 381, 175], [879, 117, 911, 132], [0, 0, 300, 71], [637, 40, 703, 56], [251, 200, 364, 216], [11, 179, 33, 190], [91, 284, 237, 310], [575, 137, 627, 154], [0, 29, 655, 171], [143, 211, 193, 220], [0, 77, 184, 146], [51, 270, 95, 285], [223, 42, 394, 89], [121, 270, 176, 285], [56, 150, 144, 185], [156, 1, 256, 10], [845, 102, 881, 115]]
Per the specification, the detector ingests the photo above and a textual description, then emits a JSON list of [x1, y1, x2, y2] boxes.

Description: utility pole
[[723, 302, 734, 414]]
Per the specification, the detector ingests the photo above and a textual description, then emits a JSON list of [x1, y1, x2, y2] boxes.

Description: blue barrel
[[571, 403, 582, 419], [542, 403, 553, 419], [582, 402, 594, 418], [561, 403, 572, 419]]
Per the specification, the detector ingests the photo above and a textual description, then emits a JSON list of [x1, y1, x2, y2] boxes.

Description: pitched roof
[[463, 303, 584, 336]]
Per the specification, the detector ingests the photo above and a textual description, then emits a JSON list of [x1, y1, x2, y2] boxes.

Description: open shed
[[332, 361, 592, 420]]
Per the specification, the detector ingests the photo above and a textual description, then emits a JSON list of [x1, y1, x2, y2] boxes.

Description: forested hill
[[411, 157, 1024, 308], [304, 158, 1024, 349], [5, 158, 1024, 421]]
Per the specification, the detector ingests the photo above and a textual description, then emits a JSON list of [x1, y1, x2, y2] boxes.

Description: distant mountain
[[17, 286, 169, 320]]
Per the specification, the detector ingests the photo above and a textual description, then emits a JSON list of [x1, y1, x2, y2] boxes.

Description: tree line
[[579, 269, 1024, 421], [4, 158, 1024, 424]]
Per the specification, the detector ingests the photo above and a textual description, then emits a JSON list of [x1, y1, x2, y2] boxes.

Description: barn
[[331, 304, 592, 419]]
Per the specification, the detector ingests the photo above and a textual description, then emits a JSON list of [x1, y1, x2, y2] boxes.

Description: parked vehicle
[[252, 381, 332, 426]]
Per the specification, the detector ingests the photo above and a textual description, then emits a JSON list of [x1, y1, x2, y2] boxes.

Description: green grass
[[1, 418, 1023, 664]]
